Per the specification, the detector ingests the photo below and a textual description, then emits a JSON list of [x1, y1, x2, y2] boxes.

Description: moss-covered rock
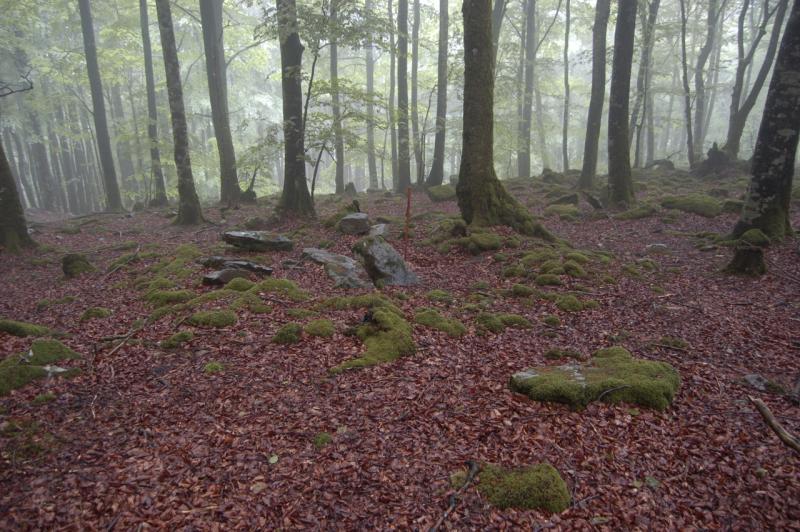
[[660, 195, 721, 217], [453, 231, 503, 255], [162, 330, 194, 349], [453, 463, 570, 513], [563, 252, 590, 264], [510, 346, 680, 410], [543, 204, 579, 221], [0, 340, 81, 396], [273, 322, 303, 344], [79, 307, 112, 321], [614, 204, 657, 220], [414, 308, 466, 337], [426, 184, 457, 202], [544, 348, 582, 360], [320, 292, 398, 313], [146, 289, 194, 307], [535, 274, 562, 286], [330, 307, 414, 373], [475, 312, 532, 333], [0, 319, 51, 337], [305, 319, 335, 338], [225, 277, 255, 292], [188, 310, 237, 328], [721, 199, 744, 214], [249, 278, 308, 301], [62, 253, 95, 278]]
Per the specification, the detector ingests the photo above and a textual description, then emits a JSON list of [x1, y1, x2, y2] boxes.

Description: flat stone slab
[[199, 256, 273, 276], [222, 231, 293, 252], [352, 236, 418, 286], [302, 248, 371, 289], [338, 213, 371, 235], [202, 269, 252, 286], [369, 223, 390, 237]]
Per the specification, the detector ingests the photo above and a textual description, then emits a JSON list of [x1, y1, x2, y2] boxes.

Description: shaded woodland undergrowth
[[1, 168, 799, 529]]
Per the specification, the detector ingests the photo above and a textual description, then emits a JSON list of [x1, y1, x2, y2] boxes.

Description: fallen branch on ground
[[748, 395, 800, 455], [429, 460, 481, 532]]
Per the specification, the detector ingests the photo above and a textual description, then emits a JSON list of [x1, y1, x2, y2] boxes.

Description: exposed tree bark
[[78, 0, 123, 211], [155, 0, 203, 225], [388, 0, 399, 188], [200, 0, 241, 206], [411, 0, 423, 185], [457, 0, 552, 240], [517, 0, 536, 177], [724, 0, 789, 158], [679, 0, 696, 167], [561, 0, 571, 171], [276, 0, 315, 216], [731, 0, 799, 243], [607, 0, 638, 208], [365, 0, 379, 189], [139, 0, 168, 207], [396, 0, 412, 191], [0, 138, 34, 251], [578, 0, 611, 189], [491, 0, 507, 69], [426, 0, 448, 186]]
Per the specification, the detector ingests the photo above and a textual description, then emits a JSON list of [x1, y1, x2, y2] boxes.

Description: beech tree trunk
[[692, 0, 721, 157], [679, 0, 696, 167], [200, 0, 241, 206], [139, 0, 168, 206], [0, 139, 34, 251], [628, 0, 660, 167], [411, 0, 423, 185], [517, 0, 536, 178], [78, 0, 123, 211], [426, 0, 448, 186], [396, 0, 412, 192], [365, 0, 379, 189], [561, 0, 571, 172], [388, 0, 399, 188], [457, 0, 551, 240], [155, 0, 203, 225], [276, 0, 314, 215], [607, 0, 637, 208], [491, 0, 507, 69], [110, 84, 136, 198], [732, 0, 800, 242], [578, 0, 610, 189]]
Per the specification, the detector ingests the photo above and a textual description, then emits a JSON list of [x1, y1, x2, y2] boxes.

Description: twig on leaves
[[94, 324, 144, 368], [748, 395, 800, 455], [650, 343, 689, 353], [595, 385, 631, 403], [429, 460, 481, 532]]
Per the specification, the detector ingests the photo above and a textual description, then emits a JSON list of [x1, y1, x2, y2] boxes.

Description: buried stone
[[302, 248, 371, 289], [352, 236, 418, 286], [222, 231, 293, 252], [338, 213, 371, 235], [202, 268, 252, 287], [510, 346, 680, 410]]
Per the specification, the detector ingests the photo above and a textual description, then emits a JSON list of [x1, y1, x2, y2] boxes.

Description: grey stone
[[338, 213, 371, 235], [202, 269, 252, 286], [302, 248, 371, 289], [369, 224, 389, 237], [222, 231, 293, 252], [646, 243, 670, 254], [199, 256, 273, 276], [352, 236, 418, 286]]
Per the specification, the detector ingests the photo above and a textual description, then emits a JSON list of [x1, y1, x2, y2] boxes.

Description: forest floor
[[1, 170, 799, 529]]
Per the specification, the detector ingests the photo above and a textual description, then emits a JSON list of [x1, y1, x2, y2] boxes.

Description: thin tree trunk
[[78, 0, 123, 211], [607, 0, 638, 208], [426, 0, 448, 186], [329, 0, 346, 194], [396, 0, 412, 191], [388, 0, 399, 188], [155, 0, 203, 224], [111, 84, 136, 199], [561, 0, 570, 171], [692, 0, 720, 157], [679, 0, 696, 167], [491, 0, 507, 69], [518, 0, 536, 178], [365, 0, 379, 189], [276, 0, 314, 215], [411, 0, 423, 185], [200, 0, 241, 206], [629, 0, 660, 166]]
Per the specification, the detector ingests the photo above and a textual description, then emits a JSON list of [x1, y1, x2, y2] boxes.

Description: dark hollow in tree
[[607, 0, 637, 208], [78, 0, 123, 212], [396, 0, 412, 192], [276, 0, 314, 216], [457, 0, 552, 241], [425, 0, 448, 187], [139, 0, 168, 207], [200, 0, 241, 207], [731, 0, 800, 245], [155, 0, 203, 225]]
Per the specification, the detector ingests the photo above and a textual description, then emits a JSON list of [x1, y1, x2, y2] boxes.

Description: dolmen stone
[[222, 231, 293, 252], [199, 256, 273, 276], [302, 248, 371, 289], [352, 236, 418, 286], [338, 213, 371, 235], [202, 268, 252, 286]]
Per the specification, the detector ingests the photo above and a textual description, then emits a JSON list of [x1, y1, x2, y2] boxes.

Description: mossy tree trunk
[[607, 0, 637, 208], [0, 139, 35, 252], [155, 0, 203, 225], [277, 0, 315, 216], [425, 0, 448, 187], [578, 0, 610, 189], [457, 0, 552, 240], [732, 0, 800, 242]]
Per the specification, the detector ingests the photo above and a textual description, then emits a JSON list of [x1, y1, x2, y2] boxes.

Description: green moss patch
[[62, 253, 95, 278], [0, 340, 81, 396], [660, 195, 721, 217], [544, 204, 579, 221], [249, 278, 308, 302], [542, 314, 561, 327], [286, 308, 317, 319], [0, 418, 56, 462], [274, 322, 303, 344], [475, 312, 532, 333], [452, 463, 570, 513], [414, 308, 466, 338], [35, 296, 75, 311], [188, 310, 237, 328], [80, 307, 112, 321], [162, 331, 194, 349], [330, 307, 414, 373], [510, 346, 680, 410], [313, 431, 333, 449], [146, 289, 194, 307], [510, 284, 535, 297], [427, 184, 457, 202], [426, 289, 453, 303], [305, 319, 335, 338], [535, 274, 562, 286], [320, 293, 398, 313], [0, 319, 51, 338], [555, 295, 597, 312], [544, 348, 582, 360], [562, 260, 587, 278], [615, 204, 657, 220], [204, 361, 224, 374], [225, 277, 255, 292]]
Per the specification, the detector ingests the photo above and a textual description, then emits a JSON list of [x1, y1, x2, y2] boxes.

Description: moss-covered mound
[[62, 253, 95, 278], [188, 310, 237, 328], [543, 204, 579, 221], [273, 322, 303, 344], [414, 308, 466, 337], [614, 204, 657, 220], [660, 195, 721, 217], [225, 277, 255, 292], [146, 289, 194, 307], [249, 278, 308, 302], [426, 184, 457, 202], [0, 319, 51, 337], [80, 307, 112, 321], [162, 330, 194, 349], [510, 346, 680, 410], [453, 463, 570, 513], [0, 340, 81, 396], [305, 319, 335, 338], [330, 307, 414, 373], [475, 312, 532, 333]]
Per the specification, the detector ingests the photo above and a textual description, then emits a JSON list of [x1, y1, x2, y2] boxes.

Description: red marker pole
[[404, 187, 411, 241]]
